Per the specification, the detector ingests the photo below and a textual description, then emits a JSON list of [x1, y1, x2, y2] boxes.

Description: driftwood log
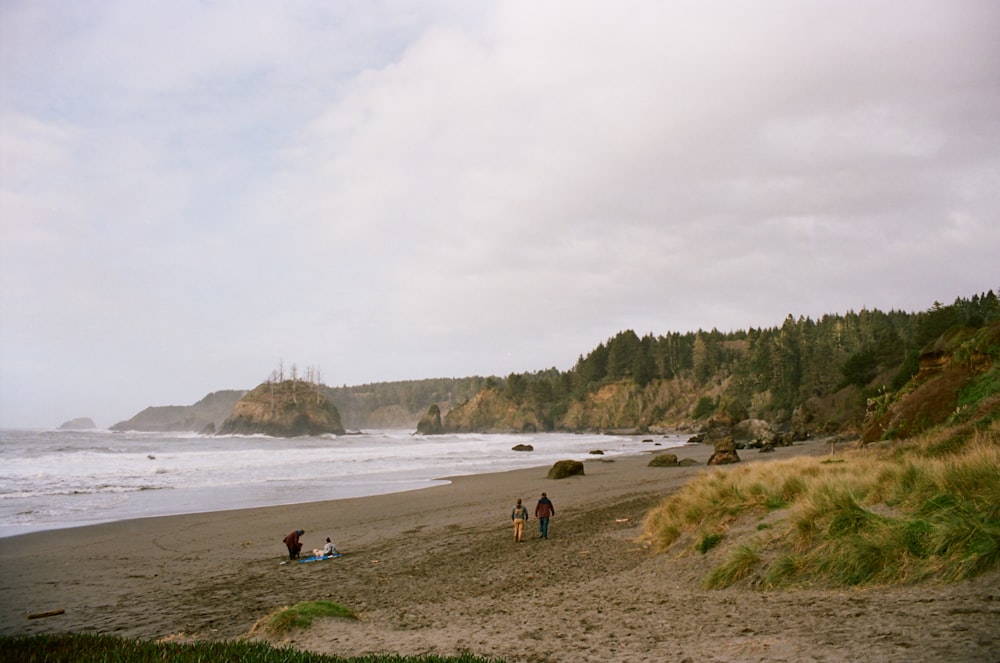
[[26, 608, 65, 620]]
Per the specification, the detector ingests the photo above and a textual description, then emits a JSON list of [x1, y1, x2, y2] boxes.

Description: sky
[[1, 1, 998, 429]]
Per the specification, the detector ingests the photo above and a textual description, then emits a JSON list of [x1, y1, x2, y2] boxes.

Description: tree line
[[318, 291, 998, 430], [497, 291, 1000, 428]]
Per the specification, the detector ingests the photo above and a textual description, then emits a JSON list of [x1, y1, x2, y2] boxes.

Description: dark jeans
[[538, 517, 550, 538]]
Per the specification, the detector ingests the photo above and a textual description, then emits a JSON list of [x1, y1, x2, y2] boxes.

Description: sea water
[[0, 428, 686, 538]]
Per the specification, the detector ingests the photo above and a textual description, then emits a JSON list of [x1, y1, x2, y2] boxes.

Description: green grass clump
[[257, 600, 357, 636], [704, 545, 761, 589], [695, 532, 724, 554], [641, 422, 1000, 589], [956, 365, 1000, 412], [0, 633, 507, 663], [762, 554, 807, 588], [923, 431, 971, 458]]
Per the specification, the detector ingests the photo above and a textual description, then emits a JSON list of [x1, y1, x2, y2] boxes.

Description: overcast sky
[[1, 1, 998, 429]]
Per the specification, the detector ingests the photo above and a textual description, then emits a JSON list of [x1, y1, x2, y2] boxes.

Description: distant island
[[58, 417, 96, 430]]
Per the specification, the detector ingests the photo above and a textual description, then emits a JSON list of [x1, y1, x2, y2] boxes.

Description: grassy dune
[[642, 421, 1000, 589]]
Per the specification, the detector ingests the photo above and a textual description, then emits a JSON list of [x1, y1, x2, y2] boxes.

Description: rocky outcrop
[[561, 379, 705, 432], [561, 383, 646, 431], [59, 417, 96, 430], [111, 390, 246, 432], [442, 388, 541, 433], [217, 380, 345, 437], [547, 460, 585, 479], [416, 404, 444, 435], [733, 418, 778, 448], [707, 436, 741, 466], [512, 444, 534, 451]]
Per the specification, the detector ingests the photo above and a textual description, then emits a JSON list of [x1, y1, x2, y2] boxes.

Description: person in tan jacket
[[511, 498, 529, 542]]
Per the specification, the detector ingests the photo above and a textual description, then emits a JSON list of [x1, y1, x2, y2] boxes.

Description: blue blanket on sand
[[298, 553, 342, 564]]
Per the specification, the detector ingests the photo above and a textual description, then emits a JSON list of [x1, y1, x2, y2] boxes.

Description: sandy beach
[[1, 437, 998, 662]]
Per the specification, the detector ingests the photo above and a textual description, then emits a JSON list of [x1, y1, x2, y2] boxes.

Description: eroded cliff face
[[862, 322, 1000, 443], [442, 381, 703, 434], [555, 379, 712, 432], [218, 380, 345, 437], [442, 388, 542, 433]]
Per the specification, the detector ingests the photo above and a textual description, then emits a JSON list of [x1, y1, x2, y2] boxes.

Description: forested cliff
[[440, 292, 1000, 437]]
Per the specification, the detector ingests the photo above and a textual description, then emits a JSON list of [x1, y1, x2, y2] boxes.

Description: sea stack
[[416, 404, 444, 434], [217, 379, 345, 437]]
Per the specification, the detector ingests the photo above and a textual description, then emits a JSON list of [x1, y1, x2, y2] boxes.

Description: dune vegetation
[[642, 420, 1000, 589], [249, 600, 358, 637], [0, 633, 505, 663], [643, 312, 1000, 590]]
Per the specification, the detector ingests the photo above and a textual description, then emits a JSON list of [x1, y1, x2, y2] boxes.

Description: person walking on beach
[[535, 492, 555, 539], [283, 529, 305, 559], [511, 498, 529, 542]]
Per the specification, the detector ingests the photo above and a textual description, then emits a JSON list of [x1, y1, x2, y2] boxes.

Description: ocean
[[0, 428, 686, 538]]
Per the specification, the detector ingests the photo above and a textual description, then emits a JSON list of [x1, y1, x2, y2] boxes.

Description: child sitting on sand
[[312, 537, 340, 557]]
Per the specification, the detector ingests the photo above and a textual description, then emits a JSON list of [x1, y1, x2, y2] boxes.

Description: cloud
[[1, 1, 998, 427]]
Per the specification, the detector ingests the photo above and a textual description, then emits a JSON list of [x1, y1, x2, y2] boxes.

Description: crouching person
[[283, 529, 304, 559]]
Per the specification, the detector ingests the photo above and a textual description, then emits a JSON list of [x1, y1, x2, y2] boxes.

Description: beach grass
[[251, 600, 358, 637], [642, 420, 1000, 589], [0, 633, 506, 663]]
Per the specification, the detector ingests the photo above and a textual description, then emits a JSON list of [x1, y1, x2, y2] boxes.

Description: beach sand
[[1, 437, 998, 662]]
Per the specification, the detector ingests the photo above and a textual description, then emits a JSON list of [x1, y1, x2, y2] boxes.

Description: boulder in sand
[[647, 453, 679, 467], [547, 459, 585, 479]]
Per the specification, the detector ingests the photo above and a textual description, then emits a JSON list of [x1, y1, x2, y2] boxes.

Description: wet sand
[[1, 437, 998, 662]]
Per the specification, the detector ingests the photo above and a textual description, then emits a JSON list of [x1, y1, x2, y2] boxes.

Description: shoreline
[[0, 439, 707, 546], [2, 437, 997, 662], [0, 429, 679, 540]]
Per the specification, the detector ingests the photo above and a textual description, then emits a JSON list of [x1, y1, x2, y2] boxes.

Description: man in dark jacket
[[535, 493, 555, 539], [283, 529, 304, 559]]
